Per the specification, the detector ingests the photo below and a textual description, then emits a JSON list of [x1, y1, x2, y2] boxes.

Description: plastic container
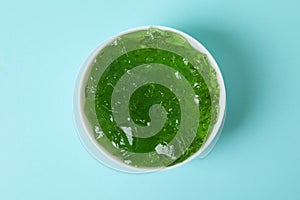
[[73, 26, 226, 173]]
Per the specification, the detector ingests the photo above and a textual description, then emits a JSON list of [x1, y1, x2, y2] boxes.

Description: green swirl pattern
[[84, 27, 220, 168]]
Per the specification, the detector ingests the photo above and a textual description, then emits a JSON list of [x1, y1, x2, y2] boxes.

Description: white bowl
[[73, 26, 226, 173]]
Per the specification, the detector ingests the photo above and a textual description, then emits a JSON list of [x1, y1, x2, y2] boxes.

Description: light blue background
[[1, 0, 299, 199]]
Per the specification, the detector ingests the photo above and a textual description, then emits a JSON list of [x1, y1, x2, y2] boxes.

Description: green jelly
[[83, 27, 220, 168]]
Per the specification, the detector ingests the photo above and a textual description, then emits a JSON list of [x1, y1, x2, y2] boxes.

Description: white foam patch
[[94, 126, 104, 139], [175, 71, 181, 79], [194, 95, 200, 104], [155, 144, 175, 159], [183, 58, 189, 65], [121, 126, 133, 145], [124, 160, 132, 164]]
